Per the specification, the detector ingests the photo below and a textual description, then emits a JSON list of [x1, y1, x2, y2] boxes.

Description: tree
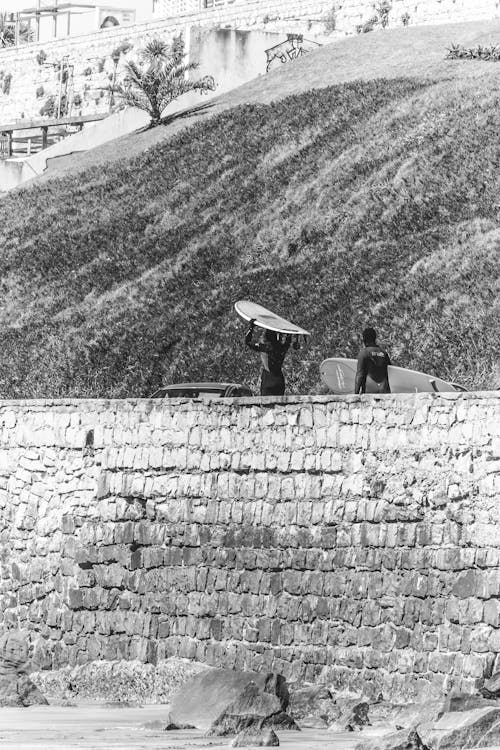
[[114, 36, 216, 127], [0, 13, 32, 47]]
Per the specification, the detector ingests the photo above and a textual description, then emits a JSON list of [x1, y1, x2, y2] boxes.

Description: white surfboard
[[320, 358, 465, 394], [235, 300, 310, 336]]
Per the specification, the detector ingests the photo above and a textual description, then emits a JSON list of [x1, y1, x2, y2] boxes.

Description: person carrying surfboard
[[355, 327, 391, 394], [245, 319, 296, 396]]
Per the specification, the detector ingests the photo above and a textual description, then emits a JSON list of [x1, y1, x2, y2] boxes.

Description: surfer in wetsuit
[[246, 319, 296, 396], [355, 327, 391, 394]]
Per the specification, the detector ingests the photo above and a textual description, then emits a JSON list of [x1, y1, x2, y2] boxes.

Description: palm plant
[[114, 36, 216, 127]]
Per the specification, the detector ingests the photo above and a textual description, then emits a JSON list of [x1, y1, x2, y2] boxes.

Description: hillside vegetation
[[0, 27, 499, 397]]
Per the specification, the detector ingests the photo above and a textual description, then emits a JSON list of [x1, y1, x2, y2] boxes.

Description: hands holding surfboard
[[236, 301, 309, 397]]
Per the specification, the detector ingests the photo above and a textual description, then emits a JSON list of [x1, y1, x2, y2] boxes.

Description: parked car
[[150, 382, 253, 399]]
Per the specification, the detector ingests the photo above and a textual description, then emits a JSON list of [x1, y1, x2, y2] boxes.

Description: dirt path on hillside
[[0, 705, 361, 750]]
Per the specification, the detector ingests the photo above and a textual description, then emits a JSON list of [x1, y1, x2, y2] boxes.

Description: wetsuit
[[355, 345, 391, 394], [246, 327, 291, 396]]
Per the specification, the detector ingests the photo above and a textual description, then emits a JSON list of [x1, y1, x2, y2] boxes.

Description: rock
[[142, 720, 169, 730], [207, 680, 299, 736], [0, 631, 29, 671], [169, 669, 290, 732], [0, 631, 48, 708], [418, 707, 500, 749], [446, 693, 497, 713], [369, 702, 406, 728], [300, 715, 330, 729], [329, 700, 370, 732], [288, 683, 339, 727], [389, 700, 448, 731], [481, 672, 500, 698], [230, 727, 280, 747], [16, 673, 49, 706], [355, 728, 428, 750]]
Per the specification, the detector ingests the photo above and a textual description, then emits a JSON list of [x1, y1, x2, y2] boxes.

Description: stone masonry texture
[[0, 393, 499, 701]]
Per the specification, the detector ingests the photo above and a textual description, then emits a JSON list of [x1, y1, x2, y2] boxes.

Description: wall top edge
[[0, 391, 496, 410]]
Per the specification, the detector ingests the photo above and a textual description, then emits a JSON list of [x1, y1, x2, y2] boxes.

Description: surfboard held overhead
[[235, 300, 311, 336]]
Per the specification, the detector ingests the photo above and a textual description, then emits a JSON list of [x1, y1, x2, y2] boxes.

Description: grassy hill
[[0, 22, 499, 397]]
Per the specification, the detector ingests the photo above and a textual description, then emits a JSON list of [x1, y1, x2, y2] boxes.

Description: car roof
[[160, 382, 249, 390]]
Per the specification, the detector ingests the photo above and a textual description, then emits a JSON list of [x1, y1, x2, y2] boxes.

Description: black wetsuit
[[246, 327, 291, 396], [355, 345, 391, 394]]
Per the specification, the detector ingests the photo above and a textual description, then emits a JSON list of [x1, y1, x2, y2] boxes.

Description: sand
[[0, 705, 361, 750]]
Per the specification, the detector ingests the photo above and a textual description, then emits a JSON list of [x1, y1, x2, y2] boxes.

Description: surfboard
[[235, 300, 311, 336], [320, 358, 464, 394]]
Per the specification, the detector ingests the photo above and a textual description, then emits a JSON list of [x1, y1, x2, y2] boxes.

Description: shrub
[[39, 95, 55, 117], [376, 0, 392, 28], [0, 13, 32, 46], [2, 72, 12, 95], [36, 85, 44, 98], [446, 43, 500, 61], [356, 16, 378, 34], [111, 40, 133, 65], [36, 49, 47, 66], [114, 35, 216, 126], [324, 5, 337, 34]]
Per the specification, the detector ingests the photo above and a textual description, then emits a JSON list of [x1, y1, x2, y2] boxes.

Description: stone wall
[[0, 393, 499, 701]]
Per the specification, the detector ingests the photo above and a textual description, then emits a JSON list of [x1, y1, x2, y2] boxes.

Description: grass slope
[[1, 29, 499, 397]]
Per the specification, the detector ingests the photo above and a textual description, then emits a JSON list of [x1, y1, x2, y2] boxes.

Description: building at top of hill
[[2, 1, 136, 43], [152, 0, 224, 16]]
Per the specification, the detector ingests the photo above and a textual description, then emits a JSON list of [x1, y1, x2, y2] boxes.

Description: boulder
[[329, 700, 370, 732], [0, 631, 29, 670], [481, 672, 500, 698], [288, 683, 339, 727], [390, 700, 448, 731], [418, 707, 500, 749], [207, 680, 299, 736], [230, 728, 280, 747], [0, 631, 48, 708], [355, 728, 429, 750], [445, 694, 497, 713], [169, 669, 290, 732]]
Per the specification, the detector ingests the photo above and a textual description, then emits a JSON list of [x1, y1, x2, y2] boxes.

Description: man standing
[[355, 327, 391, 394], [246, 319, 296, 396]]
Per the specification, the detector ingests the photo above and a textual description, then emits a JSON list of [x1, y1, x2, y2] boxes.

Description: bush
[[356, 16, 378, 34], [446, 43, 500, 61], [114, 35, 215, 126], [376, 0, 392, 28], [39, 95, 55, 117], [2, 71, 11, 94], [324, 5, 337, 34]]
